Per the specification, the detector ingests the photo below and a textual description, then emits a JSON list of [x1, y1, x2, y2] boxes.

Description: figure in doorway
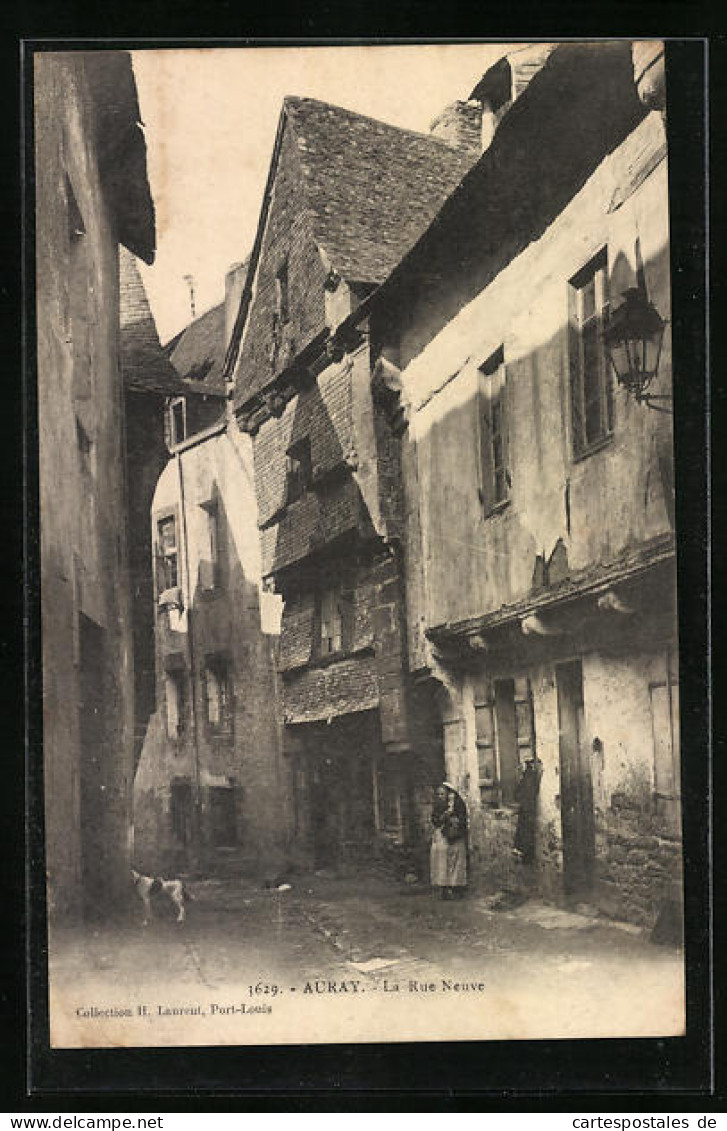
[[513, 755, 543, 864], [430, 782, 468, 899]]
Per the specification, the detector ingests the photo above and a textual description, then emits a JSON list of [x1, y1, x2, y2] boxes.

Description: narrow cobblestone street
[[48, 872, 685, 1048]]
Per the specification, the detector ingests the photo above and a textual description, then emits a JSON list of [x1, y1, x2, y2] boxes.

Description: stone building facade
[[35, 52, 156, 920], [226, 97, 477, 868], [132, 288, 289, 877], [351, 42, 679, 925]]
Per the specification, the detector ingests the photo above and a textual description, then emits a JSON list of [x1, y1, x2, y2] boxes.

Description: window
[[319, 586, 343, 656], [478, 348, 510, 512], [569, 250, 613, 456], [649, 652, 680, 833], [285, 437, 312, 504], [275, 259, 290, 325], [204, 656, 233, 735], [157, 515, 179, 590], [169, 397, 187, 446], [199, 501, 220, 590], [164, 669, 187, 741], [475, 676, 536, 805]]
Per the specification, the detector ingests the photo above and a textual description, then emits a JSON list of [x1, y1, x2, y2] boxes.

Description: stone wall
[[398, 111, 673, 655], [133, 421, 292, 877], [233, 118, 328, 411], [436, 632, 681, 924], [35, 53, 138, 920]]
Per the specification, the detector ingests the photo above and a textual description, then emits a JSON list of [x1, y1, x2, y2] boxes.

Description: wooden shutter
[[568, 283, 585, 456], [514, 676, 536, 769]]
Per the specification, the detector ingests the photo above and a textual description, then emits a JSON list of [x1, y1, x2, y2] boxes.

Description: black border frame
[[10, 29, 715, 1107]]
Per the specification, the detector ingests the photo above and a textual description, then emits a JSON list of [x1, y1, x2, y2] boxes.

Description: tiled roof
[[119, 248, 191, 396], [120, 249, 224, 398], [167, 302, 227, 394], [284, 96, 476, 286], [81, 52, 155, 264]]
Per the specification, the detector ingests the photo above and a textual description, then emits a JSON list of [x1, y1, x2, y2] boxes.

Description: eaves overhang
[[427, 532, 675, 649]]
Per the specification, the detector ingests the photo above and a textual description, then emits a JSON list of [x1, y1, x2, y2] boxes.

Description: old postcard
[[34, 40, 689, 1050]]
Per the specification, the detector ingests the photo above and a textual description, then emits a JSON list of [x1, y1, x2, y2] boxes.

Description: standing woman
[[430, 782, 468, 899]]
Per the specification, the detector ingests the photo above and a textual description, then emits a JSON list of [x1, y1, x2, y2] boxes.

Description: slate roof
[[225, 97, 477, 403], [119, 248, 192, 396], [283, 96, 476, 286], [120, 249, 225, 398], [167, 302, 227, 394], [81, 52, 155, 264]]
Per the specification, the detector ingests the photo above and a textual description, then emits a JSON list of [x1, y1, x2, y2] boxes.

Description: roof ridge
[[178, 299, 225, 330], [282, 93, 474, 153], [167, 298, 226, 347]]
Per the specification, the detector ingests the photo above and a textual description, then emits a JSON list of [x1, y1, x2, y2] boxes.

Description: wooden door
[[556, 659, 595, 898]]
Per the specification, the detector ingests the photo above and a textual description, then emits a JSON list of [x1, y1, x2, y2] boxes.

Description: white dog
[[131, 869, 193, 925]]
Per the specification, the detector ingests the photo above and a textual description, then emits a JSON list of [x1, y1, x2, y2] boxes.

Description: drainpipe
[[175, 448, 204, 870]]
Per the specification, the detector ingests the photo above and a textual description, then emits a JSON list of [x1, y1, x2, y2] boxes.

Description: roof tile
[[283, 96, 476, 286]]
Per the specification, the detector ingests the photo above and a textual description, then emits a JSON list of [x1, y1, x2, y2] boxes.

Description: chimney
[[224, 260, 247, 348], [429, 100, 482, 154], [471, 44, 557, 152]]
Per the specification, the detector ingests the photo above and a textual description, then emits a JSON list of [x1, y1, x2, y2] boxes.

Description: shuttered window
[[474, 675, 536, 805]]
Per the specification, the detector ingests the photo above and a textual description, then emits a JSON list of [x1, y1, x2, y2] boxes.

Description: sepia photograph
[[32, 39, 691, 1052]]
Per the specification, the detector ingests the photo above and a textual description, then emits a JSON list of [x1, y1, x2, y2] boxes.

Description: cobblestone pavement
[[48, 871, 685, 1047]]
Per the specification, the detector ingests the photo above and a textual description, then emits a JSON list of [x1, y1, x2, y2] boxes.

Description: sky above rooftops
[[132, 44, 515, 344]]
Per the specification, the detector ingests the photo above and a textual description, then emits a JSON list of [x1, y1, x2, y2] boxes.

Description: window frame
[[477, 347, 511, 516], [199, 499, 221, 590], [316, 582, 354, 660], [319, 584, 343, 657], [169, 397, 187, 447], [568, 249, 613, 459], [164, 667, 188, 743], [285, 437, 312, 505], [203, 654, 234, 737], [474, 675, 536, 806], [156, 511, 180, 593]]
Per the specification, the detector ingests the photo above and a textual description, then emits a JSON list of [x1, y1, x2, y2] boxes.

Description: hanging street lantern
[[602, 286, 670, 411]]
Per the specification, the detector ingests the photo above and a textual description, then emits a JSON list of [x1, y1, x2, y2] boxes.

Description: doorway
[[308, 718, 376, 868], [555, 659, 595, 899]]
